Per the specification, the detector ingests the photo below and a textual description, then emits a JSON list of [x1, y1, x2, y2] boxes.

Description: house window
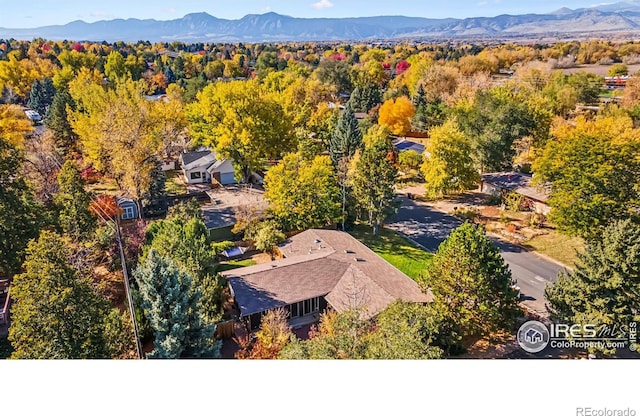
[[190, 171, 201, 180], [289, 297, 320, 319], [123, 206, 135, 219]]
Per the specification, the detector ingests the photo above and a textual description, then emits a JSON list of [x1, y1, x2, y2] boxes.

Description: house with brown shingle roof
[[220, 229, 432, 330], [480, 172, 551, 215]]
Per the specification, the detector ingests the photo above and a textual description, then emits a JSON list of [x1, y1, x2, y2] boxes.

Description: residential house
[[221, 229, 433, 330], [117, 197, 139, 220], [392, 137, 426, 154], [180, 149, 236, 186], [480, 172, 551, 215]]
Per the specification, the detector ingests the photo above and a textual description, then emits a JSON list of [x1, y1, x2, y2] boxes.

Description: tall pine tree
[[348, 135, 398, 235], [28, 77, 56, 117], [329, 104, 362, 165], [424, 222, 521, 353], [546, 219, 640, 354], [134, 250, 220, 359], [54, 160, 96, 239], [45, 90, 79, 156]]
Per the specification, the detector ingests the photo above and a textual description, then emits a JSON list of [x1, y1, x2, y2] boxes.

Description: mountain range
[[5, 2, 640, 42]]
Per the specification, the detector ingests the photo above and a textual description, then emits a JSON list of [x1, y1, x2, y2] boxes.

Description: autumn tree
[[279, 309, 371, 359], [533, 115, 640, 239], [69, 77, 186, 214], [236, 308, 293, 359], [134, 250, 220, 359], [9, 231, 124, 358], [348, 134, 398, 235], [54, 160, 96, 239], [0, 104, 34, 148], [421, 120, 479, 199], [378, 96, 415, 136], [187, 79, 296, 181], [251, 221, 286, 260], [0, 137, 42, 275], [545, 219, 640, 355], [365, 301, 443, 359], [424, 222, 520, 353], [264, 153, 342, 231], [455, 88, 537, 172]]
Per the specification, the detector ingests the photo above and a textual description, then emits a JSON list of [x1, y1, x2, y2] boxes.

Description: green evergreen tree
[[45, 90, 79, 156], [143, 214, 231, 324], [9, 231, 113, 358], [134, 250, 220, 359], [54, 160, 96, 239], [545, 219, 640, 355], [424, 222, 521, 354], [28, 77, 56, 116], [349, 138, 398, 235], [411, 83, 427, 108], [0, 137, 42, 275], [330, 104, 363, 165]]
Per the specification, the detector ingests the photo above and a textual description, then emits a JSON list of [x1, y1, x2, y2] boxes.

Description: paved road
[[388, 197, 569, 315]]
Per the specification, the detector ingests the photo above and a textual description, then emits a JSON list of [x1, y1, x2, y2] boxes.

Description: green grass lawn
[[349, 224, 433, 282], [165, 170, 187, 195], [212, 258, 257, 274], [524, 230, 584, 268], [86, 178, 119, 196]]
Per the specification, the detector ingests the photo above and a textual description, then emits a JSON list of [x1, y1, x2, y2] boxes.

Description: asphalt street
[[387, 196, 569, 315]]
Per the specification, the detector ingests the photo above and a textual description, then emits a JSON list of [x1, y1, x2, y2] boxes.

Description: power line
[[48, 155, 143, 359]]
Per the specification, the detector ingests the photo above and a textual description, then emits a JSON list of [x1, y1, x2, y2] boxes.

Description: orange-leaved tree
[[378, 96, 415, 136]]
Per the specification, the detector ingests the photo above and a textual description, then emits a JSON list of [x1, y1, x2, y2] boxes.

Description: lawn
[[524, 230, 585, 268], [349, 224, 433, 282], [165, 170, 187, 195], [212, 258, 257, 274]]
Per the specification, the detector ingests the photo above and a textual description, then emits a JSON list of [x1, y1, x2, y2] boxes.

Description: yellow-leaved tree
[[0, 104, 34, 148], [378, 96, 415, 136], [68, 76, 187, 216], [186, 79, 296, 181]]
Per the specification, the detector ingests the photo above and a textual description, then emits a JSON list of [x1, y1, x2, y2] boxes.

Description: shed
[[117, 197, 139, 220]]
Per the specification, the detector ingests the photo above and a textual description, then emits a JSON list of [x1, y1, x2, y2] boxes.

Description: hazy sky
[[0, 0, 620, 28]]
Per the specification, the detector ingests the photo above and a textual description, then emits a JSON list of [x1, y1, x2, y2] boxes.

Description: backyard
[[165, 170, 187, 195], [349, 224, 433, 282]]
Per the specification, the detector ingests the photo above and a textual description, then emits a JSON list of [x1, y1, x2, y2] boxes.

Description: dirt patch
[[250, 252, 274, 264]]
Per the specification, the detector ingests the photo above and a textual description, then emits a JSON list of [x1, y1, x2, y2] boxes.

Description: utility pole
[[116, 219, 143, 359]]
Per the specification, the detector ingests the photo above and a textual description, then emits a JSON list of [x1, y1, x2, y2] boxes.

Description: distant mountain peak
[[4, 9, 640, 43]]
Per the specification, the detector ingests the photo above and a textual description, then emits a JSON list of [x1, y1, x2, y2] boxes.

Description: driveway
[[388, 195, 569, 315]]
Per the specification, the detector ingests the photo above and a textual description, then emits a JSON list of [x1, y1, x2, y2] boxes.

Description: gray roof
[[222, 229, 432, 318], [482, 172, 550, 203], [392, 138, 425, 154], [181, 150, 212, 167]]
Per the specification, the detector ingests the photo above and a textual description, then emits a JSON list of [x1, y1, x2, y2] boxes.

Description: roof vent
[[344, 249, 355, 254], [271, 264, 278, 268], [314, 239, 321, 244], [354, 258, 365, 262]]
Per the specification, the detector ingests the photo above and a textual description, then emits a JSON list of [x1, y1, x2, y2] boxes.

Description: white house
[[180, 149, 237, 186]]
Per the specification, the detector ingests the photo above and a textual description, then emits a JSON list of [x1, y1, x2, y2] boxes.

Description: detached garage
[[208, 158, 236, 186]]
